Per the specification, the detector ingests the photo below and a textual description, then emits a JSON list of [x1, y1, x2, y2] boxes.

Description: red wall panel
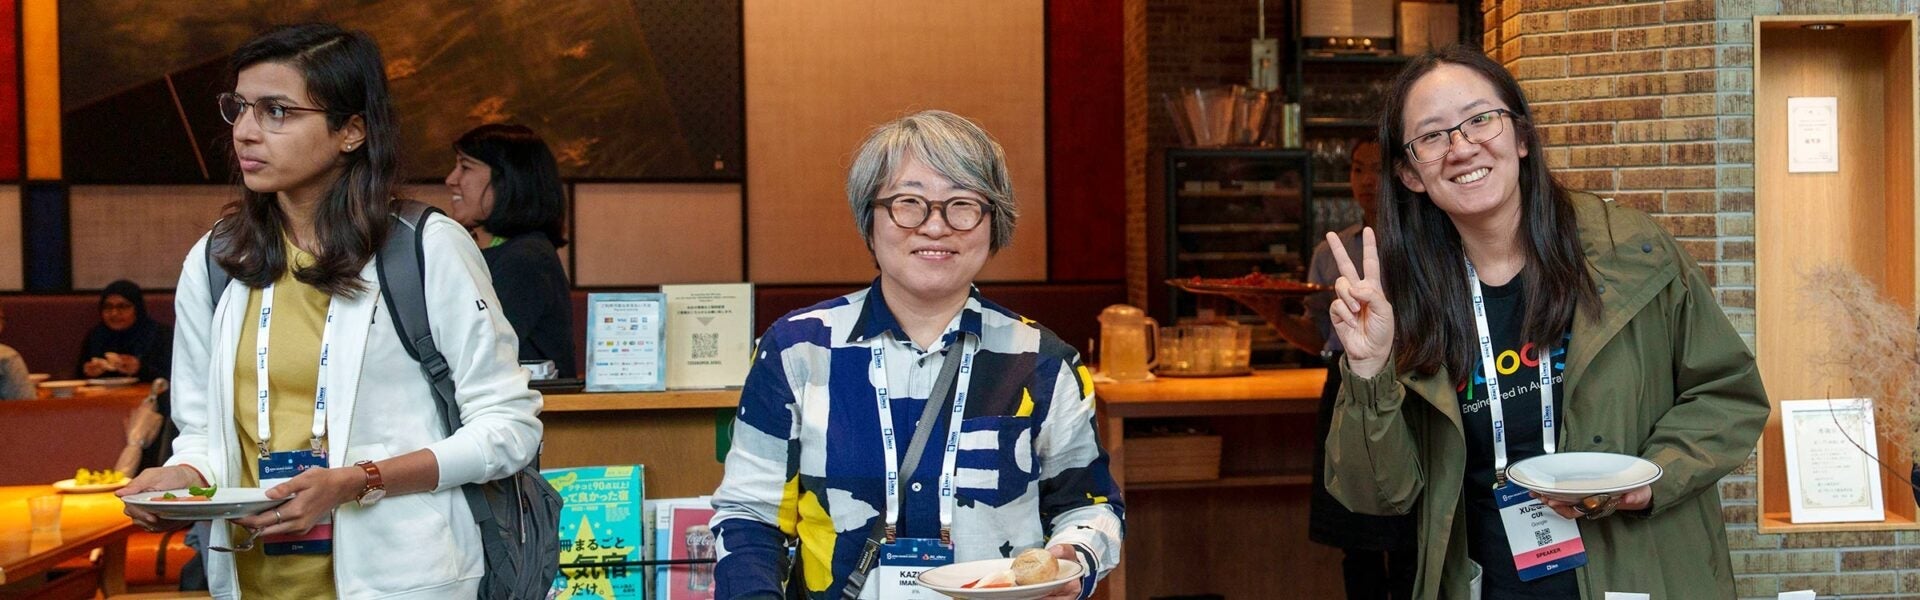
[[1046, 0, 1125, 281]]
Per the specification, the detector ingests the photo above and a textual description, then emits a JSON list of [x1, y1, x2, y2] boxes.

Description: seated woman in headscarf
[[78, 279, 173, 382]]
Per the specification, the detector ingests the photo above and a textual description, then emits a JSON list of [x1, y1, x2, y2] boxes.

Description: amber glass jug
[[1097, 304, 1158, 381]]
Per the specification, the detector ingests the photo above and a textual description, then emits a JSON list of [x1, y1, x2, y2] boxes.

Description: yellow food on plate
[[74, 468, 127, 486], [1010, 548, 1059, 585]]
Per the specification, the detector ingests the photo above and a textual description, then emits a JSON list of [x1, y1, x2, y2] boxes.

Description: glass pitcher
[[1098, 304, 1158, 381]]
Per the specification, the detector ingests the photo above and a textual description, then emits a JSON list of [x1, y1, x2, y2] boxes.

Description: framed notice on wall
[[1780, 398, 1885, 524], [585, 293, 668, 392], [662, 283, 754, 390], [1786, 97, 1840, 173]]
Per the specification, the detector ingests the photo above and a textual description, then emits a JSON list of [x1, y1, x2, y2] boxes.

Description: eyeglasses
[[872, 194, 990, 231], [218, 93, 338, 133], [1403, 108, 1513, 163]]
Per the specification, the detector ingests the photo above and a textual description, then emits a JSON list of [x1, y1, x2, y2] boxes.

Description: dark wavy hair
[[453, 124, 569, 248], [1376, 45, 1600, 380], [211, 23, 399, 296]]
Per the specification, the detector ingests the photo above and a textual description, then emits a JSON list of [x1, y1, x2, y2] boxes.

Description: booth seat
[[0, 293, 177, 381]]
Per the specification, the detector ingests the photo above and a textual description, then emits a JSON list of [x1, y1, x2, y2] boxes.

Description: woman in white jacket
[[118, 23, 542, 599]]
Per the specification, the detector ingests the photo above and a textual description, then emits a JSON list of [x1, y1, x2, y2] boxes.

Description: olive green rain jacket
[[1326, 193, 1771, 599]]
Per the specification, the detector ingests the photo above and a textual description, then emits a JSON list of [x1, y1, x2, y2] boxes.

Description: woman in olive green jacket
[[1322, 46, 1769, 599]]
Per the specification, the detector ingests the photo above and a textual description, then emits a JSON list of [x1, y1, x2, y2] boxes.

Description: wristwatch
[[353, 460, 387, 506]]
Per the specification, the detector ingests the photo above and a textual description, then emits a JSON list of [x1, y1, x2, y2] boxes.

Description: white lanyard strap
[[1465, 260, 1556, 485], [872, 333, 976, 541], [254, 283, 337, 458]]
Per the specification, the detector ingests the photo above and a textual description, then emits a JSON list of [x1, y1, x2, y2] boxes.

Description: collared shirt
[[711, 280, 1125, 599]]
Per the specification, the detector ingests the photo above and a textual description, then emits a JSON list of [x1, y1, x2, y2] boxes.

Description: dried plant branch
[[1800, 265, 1920, 463]]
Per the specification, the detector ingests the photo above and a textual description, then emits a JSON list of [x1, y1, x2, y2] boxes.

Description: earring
[[344, 143, 356, 152]]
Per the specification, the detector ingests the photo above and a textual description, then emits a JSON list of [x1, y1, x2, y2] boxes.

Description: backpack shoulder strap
[[374, 200, 500, 528], [205, 228, 233, 313], [374, 200, 462, 432]]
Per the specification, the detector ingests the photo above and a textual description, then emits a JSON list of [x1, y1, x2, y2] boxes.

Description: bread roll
[[1011, 548, 1059, 584]]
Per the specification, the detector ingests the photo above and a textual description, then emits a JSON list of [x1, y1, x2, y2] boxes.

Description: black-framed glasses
[[872, 194, 990, 231], [218, 93, 337, 133], [1403, 108, 1513, 163]]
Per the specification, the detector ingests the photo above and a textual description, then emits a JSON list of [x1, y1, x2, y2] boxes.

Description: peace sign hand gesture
[[1327, 227, 1394, 378]]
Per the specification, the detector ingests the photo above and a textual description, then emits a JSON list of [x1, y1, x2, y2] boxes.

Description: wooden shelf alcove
[[1754, 15, 1920, 533]]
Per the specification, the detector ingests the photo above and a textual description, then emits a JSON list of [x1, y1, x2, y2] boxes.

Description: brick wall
[[1145, 0, 1289, 149], [1486, 0, 1920, 597]]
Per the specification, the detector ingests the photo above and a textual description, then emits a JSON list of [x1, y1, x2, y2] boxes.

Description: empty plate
[[1507, 452, 1662, 500]]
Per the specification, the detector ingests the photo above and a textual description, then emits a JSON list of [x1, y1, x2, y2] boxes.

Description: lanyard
[[254, 283, 338, 458], [871, 332, 976, 542], [1465, 259, 1555, 485]]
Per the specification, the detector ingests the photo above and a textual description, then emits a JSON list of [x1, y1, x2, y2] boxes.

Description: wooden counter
[[1096, 369, 1343, 600], [538, 390, 739, 499], [540, 370, 1347, 599]]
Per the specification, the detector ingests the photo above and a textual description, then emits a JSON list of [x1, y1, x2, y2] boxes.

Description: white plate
[[1507, 452, 1662, 501], [121, 488, 290, 520], [54, 477, 130, 493], [918, 558, 1084, 600], [85, 377, 139, 387]]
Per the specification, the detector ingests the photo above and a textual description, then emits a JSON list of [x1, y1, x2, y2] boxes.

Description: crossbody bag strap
[[841, 340, 966, 599]]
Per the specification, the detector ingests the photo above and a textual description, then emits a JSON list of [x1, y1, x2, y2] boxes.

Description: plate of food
[[120, 486, 289, 520], [917, 549, 1083, 600], [84, 376, 139, 388], [38, 380, 86, 397], [1506, 452, 1662, 502], [53, 468, 130, 493]]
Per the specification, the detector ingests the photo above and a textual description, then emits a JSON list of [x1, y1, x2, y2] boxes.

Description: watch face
[[359, 488, 387, 506]]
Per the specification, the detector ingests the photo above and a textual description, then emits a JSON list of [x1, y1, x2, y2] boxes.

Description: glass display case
[[1163, 148, 1315, 363]]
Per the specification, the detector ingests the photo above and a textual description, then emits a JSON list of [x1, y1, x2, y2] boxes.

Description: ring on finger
[[272, 509, 285, 526], [1576, 493, 1618, 519]]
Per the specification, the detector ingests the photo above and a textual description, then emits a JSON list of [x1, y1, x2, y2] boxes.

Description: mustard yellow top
[[231, 244, 337, 599]]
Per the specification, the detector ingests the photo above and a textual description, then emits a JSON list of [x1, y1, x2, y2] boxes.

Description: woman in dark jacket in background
[[444, 123, 576, 378], [78, 279, 172, 382]]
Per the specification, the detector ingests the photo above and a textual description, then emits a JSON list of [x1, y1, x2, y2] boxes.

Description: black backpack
[[206, 200, 563, 599]]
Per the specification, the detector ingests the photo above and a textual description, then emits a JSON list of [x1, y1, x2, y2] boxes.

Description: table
[[0, 485, 135, 595], [1094, 369, 1341, 600], [36, 384, 153, 403], [539, 390, 739, 499]]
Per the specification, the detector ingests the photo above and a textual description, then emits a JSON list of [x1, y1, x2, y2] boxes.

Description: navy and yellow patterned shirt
[[711, 281, 1125, 599]]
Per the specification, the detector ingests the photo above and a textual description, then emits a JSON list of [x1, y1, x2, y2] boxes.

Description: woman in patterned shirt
[[711, 110, 1125, 599]]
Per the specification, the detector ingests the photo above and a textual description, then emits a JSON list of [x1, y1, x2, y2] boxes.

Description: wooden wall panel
[[68, 185, 231, 289], [0, 186, 20, 290], [572, 183, 741, 287], [1755, 24, 1914, 403], [744, 0, 1047, 284], [399, 183, 572, 279], [1753, 18, 1920, 532], [22, 0, 57, 180]]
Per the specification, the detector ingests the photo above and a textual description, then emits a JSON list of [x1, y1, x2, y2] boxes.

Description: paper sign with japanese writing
[[1781, 398, 1884, 524], [546, 465, 647, 599], [586, 293, 667, 392], [1787, 97, 1839, 173], [662, 283, 753, 390]]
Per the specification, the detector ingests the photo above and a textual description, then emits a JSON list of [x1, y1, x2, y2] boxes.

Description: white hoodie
[[167, 213, 543, 599]]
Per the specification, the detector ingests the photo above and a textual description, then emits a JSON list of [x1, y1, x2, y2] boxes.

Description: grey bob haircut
[[845, 110, 1018, 251]]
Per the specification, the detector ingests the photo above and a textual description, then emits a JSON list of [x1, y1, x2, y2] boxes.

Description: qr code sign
[[692, 333, 720, 359], [1533, 529, 1551, 548]]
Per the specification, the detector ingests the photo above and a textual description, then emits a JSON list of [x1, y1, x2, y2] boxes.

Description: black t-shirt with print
[[1457, 275, 1579, 598]]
